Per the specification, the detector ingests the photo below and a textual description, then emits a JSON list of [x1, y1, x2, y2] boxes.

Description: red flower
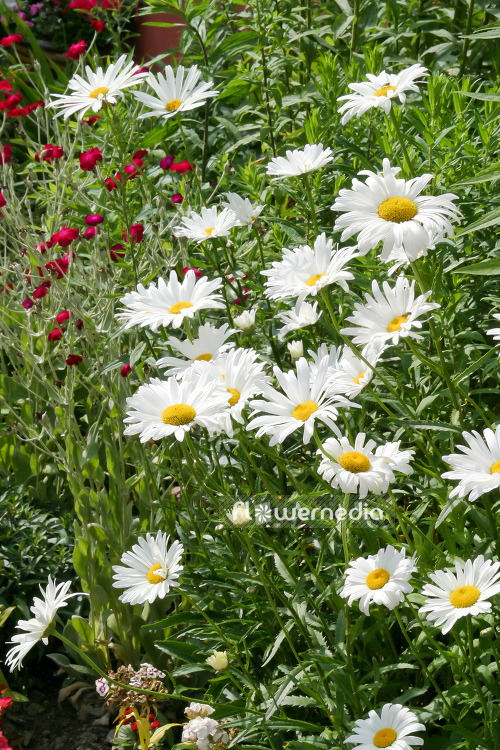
[[85, 213, 104, 226], [0, 696, 13, 711], [56, 310, 71, 324], [104, 173, 121, 191], [149, 720, 160, 730], [110, 243, 125, 262], [22, 297, 34, 309], [79, 147, 102, 171], [0, 191, 6, 208], [133, 149, 148, 160], [65, 40, 87, 59], [0, 92, 22, 111], [66, 354, 82, 366], [48, 327, 64, 341], [160, 155, 175, 170], [120, 363, 131, 377], [75, 318, 84, 330], [134, 66, 149, 75], [171, 193, 183, 204], [1, 34, 22, 47], [83, 226, 99, 239], [130, 223, 144, 243], [183, 266, 202, 278], [101, 0, 121, 9], [7, 100, 44, 117], [1, 283, 13, 292], [69, 0, 97, 10], [91, 19, 106, 31], [124, 162, 141, 178], [82, 114, 100, 126], [0, 729, 13, 750], [35, 144, 64, 163], [171, 160, 193, 174], [33, 282, 50, 300], [44, 251, 71, 279], [233, 287, 249, 306], [0, 81, 13, 93], [130, 722, 138, 732], [0, 144, 11, 164], [51, 226, 79, 248]]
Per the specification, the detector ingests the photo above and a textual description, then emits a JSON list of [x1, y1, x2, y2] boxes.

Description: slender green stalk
[[389, 108, 414, 177], [303, 173, 319, 236], [467, 617, 492, 746], [458, 0, 475, 80], [349, 0, 360, 63]]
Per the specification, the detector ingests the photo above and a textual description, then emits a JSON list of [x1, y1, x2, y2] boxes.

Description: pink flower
[[0, 144, 11, 164], [1, 34, 22, 47], [104, 173, 121, 191], [182, 266, 202, 279], [85, 213, 104, 226], [48, 327, 64, 341], [130, 223, 144, 243], [134, 66, 149, 74], [160, 155, 175, 170], [0, 191, 6, 208], [22, 297, 34, 309], [30, 2, 44, 15], [133, 149, 148, 160], [120, 363, 131, 377], [171, 160, 193, 174], [91, 18, 105, 31], [79, 147, 102, 171], [83, 226, 99, 239], [51, 226, 78, 248], [110, 243, 125, 262], [56, 310, 71, 324], [171, 193, 183, 204], [69, 0, 97, 10], [66, 354, 82, 366], [65, 40, 87, 59]]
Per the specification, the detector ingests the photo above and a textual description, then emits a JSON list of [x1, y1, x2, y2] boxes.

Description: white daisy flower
[[123, 367, 229, 442], [345, 703, 425, 750], [49, 54, 148, 120], [442, 426, 500, 502], [341, 276, 440, 346], [287, 340, 304, 362], [331, 159, 460, 261], [266, 143, 333, 179], [327, 340, 387, 397], [486, 313, 500, 345], [375, 441, 415, 475], [156, 323, 235, 377], [233, 309, 256, 330], [6, 577, 79, 671], [247, 356, 354, 446], [133, 64, 218, 120], [384, 245, 429, 276], [420, 556, 500, 634], [112, 531, 184, 605], [222, 193, 264, 229], [262, 233, 358, 303], [341, 546, 418, 615], [116, 270, 225, 332], [174, 207, 237, 244], [308, 344, 342, 382], [278, 299, 322, 340], [337, 64, 428, 124], [317, 433, 395, 498]]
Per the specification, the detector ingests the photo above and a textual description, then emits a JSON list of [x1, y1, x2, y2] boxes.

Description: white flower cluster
[[182, 703, 229, 750], [129, 662, 166, 686]]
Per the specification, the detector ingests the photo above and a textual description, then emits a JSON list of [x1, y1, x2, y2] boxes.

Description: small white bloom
[[420, 556, 500, 634], [227, 501, 251, 526], [247, 357, 355, 446], [174, 207, 237, 243], [341, 546, 417, 615], [233, 309, 256, 330], [222, 192, 264, 228], [266, 143, 333, 178], [133, 64, 218, 120], [182, 716, 228, 750], [123, 367, 229, 443], [206, 650, 229, 671], [278, 299, 322, 340], [487, 313, 500, 345], [442, 426, 500, 502], [331, 159, 460, 261], [116, 270, 225, 332], [262, 233, 358, 303], [308, 344, 342, 382], [384, 245, 429, 275], [157, 323, 235, 377], [341, 277, 440, 346], [327, 341, 387, 397], [49, 54, 148, 120], [141, 662, 166, 679], [6, 577, 80, 671], [112, 531, 184, 605], [287, 340, 304, 361], [95, 677, 109, 697], [375, 441, 414, 475], [317, 433, 395, 498], [337, 64, 428, 124], [345, 703, 425, 750], [185, 703, 215, 720]]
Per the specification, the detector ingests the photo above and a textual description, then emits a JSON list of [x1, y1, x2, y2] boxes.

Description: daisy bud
[[171, 160, 193, 174], [233, 309, 255, 330], [110, 243, 125, 262], [79, 147, 103, 171], [56, 310, 71, 324], [206, 650, 228, 671], [65, 40, 87, 59], [66, 354, 82, 366], [48, 327, 64, 342], [90, 19, 105, 31], [50, 226, 78, 248], [171, 193, 183, 204], [75, 318, 84, 330], [287, 340, 303, 361], [160, 155, 175, 170], [22, 298, 34, 309], [85, 213, 104, 226], [1, 34, 22, 47], [227, 501, 251, 526], [120, 363, 131, 377], [0, 144, 12, 164]]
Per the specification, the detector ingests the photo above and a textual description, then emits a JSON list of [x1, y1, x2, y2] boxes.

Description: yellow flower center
[[169, 301, 193, 315], [227, 388, 241, 406], [161, 403, 196, 426], [147, 563, 165, 584], [166, 98, 182, 111], [89, 86, 110, 99], [205, 227, 215, 236], [491, 461, 500, 474], [354, 371, 365, 385], [387, 314, 409, 333], [195, 353, 212, 362], [373, 728, 397, 748], [292, 401, 318, 421], [306, 273, 326, 287], [373, 85, 397, 98], [366, 568, 390, 590], [449, 585, 481, 608], [339, 450, 370, 473], [378, 197, 418, 223]]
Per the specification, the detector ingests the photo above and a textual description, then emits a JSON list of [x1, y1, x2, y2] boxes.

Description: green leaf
[[456, 90, 500, 102], [455, 207, 500, 236], [452, 258, 500, 275], [155, 639, 200, 660]]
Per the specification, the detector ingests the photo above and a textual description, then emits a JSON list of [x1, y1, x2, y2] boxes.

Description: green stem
[[458, 0, 475, 80], [303, 173, 319, 237], [389, 108, 413, 177], [467, 616, 492, 746], [349, 0, 360, 63]]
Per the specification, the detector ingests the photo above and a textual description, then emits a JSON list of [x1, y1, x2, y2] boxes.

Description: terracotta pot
[[134, 10, 184, 67]]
